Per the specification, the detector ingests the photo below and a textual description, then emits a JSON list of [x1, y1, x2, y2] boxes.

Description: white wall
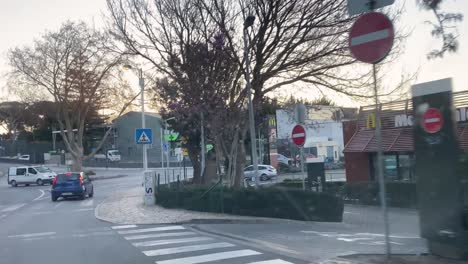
[[276, 109, 345, 157]]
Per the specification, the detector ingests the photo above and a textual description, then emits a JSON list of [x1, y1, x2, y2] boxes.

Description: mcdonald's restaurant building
[[343, 90, 468, 183]]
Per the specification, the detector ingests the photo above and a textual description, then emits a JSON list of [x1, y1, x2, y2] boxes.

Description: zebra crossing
[[111, 224, 301, 264]]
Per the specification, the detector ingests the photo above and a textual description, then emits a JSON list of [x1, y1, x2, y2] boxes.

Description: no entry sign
[[292, 125, 306, 146], [422, 108, 443, 133], [349, 12, 394, 64]]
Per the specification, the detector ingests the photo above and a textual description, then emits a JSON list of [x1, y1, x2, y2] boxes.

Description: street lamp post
[[124, 65, 148, 171], [243, 15, 259, 188]]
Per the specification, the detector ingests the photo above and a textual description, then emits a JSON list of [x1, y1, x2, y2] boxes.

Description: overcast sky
[[0, 0, 466, 106]]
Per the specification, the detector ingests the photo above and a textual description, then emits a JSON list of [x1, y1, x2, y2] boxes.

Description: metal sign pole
[[373, 64, 391, 258], [300, 146, 305, 190]]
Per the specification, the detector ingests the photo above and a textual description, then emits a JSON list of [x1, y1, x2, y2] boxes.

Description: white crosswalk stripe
[[111, 225, 297, 264], [117, 226, 184, 235], [156, 249, 262, 264], [124, 231, 196, 240], [142, 242, 235, 256], [112, 225, 137, 230], [132, 236, 213, 247], [257, 257, 297, 263]]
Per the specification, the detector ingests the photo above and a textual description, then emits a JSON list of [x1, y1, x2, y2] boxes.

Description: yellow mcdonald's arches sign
[[268, 115, 276, 128], [366, 113, 377, 129]]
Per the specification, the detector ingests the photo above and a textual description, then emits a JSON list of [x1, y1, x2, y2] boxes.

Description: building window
[[371, 153, 415, 182]]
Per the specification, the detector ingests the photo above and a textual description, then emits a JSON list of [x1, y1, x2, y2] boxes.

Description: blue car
[[51, 172, 94, 201]]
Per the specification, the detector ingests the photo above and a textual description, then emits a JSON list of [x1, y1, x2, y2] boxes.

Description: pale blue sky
[[0, 0, 466, 106]]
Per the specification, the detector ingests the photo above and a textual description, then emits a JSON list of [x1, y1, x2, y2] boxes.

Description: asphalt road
[[0, 165, 307, 264], [196, 205, 428, 263]]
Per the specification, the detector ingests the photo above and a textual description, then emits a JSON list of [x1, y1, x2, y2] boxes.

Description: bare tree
[[8, 21, 137, 170], [107, 0, 249, 185]]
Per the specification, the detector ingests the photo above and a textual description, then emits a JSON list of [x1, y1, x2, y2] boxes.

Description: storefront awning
[[344, 126, 468, 153]]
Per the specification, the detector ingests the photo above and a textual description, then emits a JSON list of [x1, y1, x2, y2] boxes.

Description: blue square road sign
[[135, 128, 153, 144]]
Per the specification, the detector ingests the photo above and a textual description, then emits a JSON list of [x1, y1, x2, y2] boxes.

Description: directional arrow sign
[[135, 128, 153, 145]]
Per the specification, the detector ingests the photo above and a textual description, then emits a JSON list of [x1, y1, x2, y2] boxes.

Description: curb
[[90, 174, 128, 181]]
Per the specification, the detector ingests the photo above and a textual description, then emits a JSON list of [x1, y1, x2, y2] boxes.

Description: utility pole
[[139, 68, 148, 171], [200, 112, 206, 182], [243, 14, 259, 188]]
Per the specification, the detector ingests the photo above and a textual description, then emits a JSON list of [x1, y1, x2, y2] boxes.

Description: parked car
[[276, 153, 292, 165], [8, 166, 57, 187], [243, 165, 277, 181], [94, 149, 121, 162], [18, 154, 30, 161], [51, 172, 93, 201]]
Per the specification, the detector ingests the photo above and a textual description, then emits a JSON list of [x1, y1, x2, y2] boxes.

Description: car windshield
[[110, 150, 120, 155], [35, 166, 51, 173]]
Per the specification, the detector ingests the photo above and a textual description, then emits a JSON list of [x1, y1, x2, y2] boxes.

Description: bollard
[[157, 173, 160, 192]]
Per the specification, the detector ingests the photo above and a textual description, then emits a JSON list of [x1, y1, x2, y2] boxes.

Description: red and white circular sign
[[349, 12, 395, 64], [422, 108, 443, 133], [292, 125, 306, 146]]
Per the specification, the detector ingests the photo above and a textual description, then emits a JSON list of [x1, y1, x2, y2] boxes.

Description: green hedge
[[343, 181, 418, 208], [277, 180, 418, 208], [155, 185, 344, 222]]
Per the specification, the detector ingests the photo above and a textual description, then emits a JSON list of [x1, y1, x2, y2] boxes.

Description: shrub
[[277, 180, 418, 208], [84, 170, 96, 176], [155, 185, 344, 222]]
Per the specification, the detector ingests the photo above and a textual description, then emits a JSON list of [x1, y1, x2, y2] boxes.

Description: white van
[[7, 166, 57, 187]]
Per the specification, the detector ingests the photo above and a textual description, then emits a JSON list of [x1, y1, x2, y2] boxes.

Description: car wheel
[[260, 174, 267, 181], [51, 195, 57, 202], [10, 180, 17, 187], [25, 184, 30, 186], [36, 179, 43, 186]]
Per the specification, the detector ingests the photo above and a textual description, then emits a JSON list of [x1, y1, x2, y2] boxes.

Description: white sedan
[[243, 165, 277, 181]]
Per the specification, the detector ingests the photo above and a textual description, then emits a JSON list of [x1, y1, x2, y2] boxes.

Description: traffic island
[[155, 185, 344, 222]]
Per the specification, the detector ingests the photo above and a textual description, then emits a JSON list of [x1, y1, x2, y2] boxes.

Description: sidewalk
[[95, 187, 283, 224]]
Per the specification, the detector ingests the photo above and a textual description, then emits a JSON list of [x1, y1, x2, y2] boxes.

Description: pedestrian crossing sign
[[135, 128, 153, 144]]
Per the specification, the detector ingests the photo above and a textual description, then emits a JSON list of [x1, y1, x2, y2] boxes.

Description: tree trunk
[[233, 136, 246, 188], [187, 145, 201, 184], [204, 152, 217, 184], [71, 155, 83, 171]]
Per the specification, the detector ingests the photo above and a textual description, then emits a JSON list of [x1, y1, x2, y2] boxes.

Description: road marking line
[[54, 203, 63, 209], [1, 203, 26, 212], [142, 242, 235, 256], [72, 231, 114, 238], [80, 199, 93, 207], [31, 211, 52, 215], [33, 189, 46, 201], [246, 260, 294, 264], [351, 29, 390, 46], [74, 208, 94, 212], [8, 232, 56, 238], [111, 225, 137, 230], [156, 249, 262, 264], [125, 231, 196, 240], [132, 236, 213, 247], [118, 226, 184, 234]]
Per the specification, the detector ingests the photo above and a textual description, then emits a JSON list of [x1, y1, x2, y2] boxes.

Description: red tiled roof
[[344, 125, 468, 152]]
